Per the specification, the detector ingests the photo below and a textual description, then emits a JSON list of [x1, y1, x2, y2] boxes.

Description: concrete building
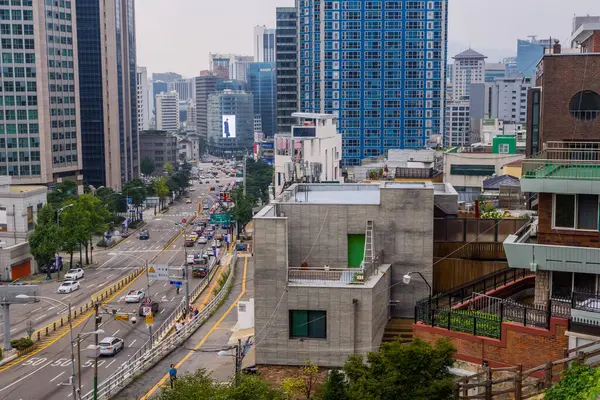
[[156, 91, 180, 132], [139, 130, 178, 175], [137, 67, 151, 132], [254, 181, 457, 366], [152, 80, 168, 117], [248, 63, 277, 137], [570, 16, 600, 53], [206, 90, 254, 155], [168, 78, 194, 102], [445, 102, 471, 146], [452, 49, 486, 100], [195, 74, 218, 142], [490, 76, 532, 124], [299, 0, 449, 165], [485, 62, 506, 83], [76, 0, 139, 190], [0, 176, 47, 280], [253, 26, 276, 63], [0, 0, 83, 185], [274, 113, 343, 196], [186, 102, 196, 131], [503, 56, 518, 76], [178, 133, 200, 161], [209, 53, 254, 82], [275, 6, 298, 136]]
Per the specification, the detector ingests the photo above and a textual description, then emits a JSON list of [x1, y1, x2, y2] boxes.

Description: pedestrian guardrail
[[80, 250, 238, 400]]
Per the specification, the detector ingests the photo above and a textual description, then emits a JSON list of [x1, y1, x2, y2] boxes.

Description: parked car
[[139, 230, 150, 240], [41, 257, 63, 273], [98, 337, 124, 356], [64, 268, 84, 280], [138, 300, 159, 316], [125, 289, 145, 303], [58, 281, 80, 293]]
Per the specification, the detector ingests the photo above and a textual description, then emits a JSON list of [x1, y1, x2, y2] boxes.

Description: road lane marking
[[105, 360, 115, 369], [0, 360, 53, 393], [113, 329, 120, 335], [160, 309, 165, 314], [31, 307, 42, 313], [163, 282, 167, 287], [141, 256, 247, 399], [86, 284, 97, 288], [50, 371, 65, 382], [62, 294, 72, 299], [35, 314, 47, 321], [129, 339, 136, 346], [106, 274, 114, 280]]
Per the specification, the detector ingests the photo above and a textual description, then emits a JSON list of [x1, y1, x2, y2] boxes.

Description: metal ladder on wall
[[364, 220, 374, 266]]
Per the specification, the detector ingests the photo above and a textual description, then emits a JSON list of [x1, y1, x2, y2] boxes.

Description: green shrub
[[434, 309, 501, 339], [10, 337, 34, 351], [545, 362, 600, 400]]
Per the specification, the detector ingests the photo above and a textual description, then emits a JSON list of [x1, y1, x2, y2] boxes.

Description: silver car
[[98, 337, 124, 356]]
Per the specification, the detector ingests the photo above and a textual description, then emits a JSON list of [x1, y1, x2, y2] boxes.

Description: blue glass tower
[[299, 0, 448, 166], [517, 39, 550, 79], [248, 63, 277, 137]]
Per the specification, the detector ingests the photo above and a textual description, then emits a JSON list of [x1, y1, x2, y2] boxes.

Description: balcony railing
[[288, 250, 383, 285], [522, 141, 600, 181]]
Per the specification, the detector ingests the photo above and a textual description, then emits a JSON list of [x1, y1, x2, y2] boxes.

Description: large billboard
[[222, 115, 236, 138]]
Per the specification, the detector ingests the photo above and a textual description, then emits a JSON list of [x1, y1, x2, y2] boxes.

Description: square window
[[289, 310, 326, 339]]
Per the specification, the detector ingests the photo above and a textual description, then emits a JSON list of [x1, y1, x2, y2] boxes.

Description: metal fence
[[80, 251, 237, 400]]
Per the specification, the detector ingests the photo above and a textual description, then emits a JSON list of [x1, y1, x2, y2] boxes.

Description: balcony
[[521, 141, 600, 195], [503, 219, 600, 274], [288, 251, 387, 287]]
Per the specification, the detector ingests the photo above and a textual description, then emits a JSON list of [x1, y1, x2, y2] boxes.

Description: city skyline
[[135, 0, 598, 77]]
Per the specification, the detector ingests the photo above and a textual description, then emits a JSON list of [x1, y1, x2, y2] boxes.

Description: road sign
[[127, 197, 132, 205], [145, 315, 154, 325], [144, 297, 153, 305], [182, 218, 187, 224], [115, 314, 130, 321], [142, 306, 152, 316], [169, 280, 182, 285], [210, 213, 232, 225], [147, 264, 169, 281]]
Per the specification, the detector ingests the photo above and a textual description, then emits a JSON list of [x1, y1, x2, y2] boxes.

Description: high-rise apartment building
[[484, 63, 505, 83], [194, 74, 218, 140], [275, 5, 298, 135], [445, 102, 471, 146], [0, 1, 83, 184], [299, 0, 449, 166], [209, 53, 254, 82], [452, 49, 486, 100], [254, 26, 276, 63], [156, 91, 180, 132], [137, 67, 151, 132], [76, 0, 138, 190], [207, 90, 254, 155], [152, 80, 168, 116], [248, 63, 277, 137]]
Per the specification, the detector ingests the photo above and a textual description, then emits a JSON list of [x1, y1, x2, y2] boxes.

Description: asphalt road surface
[[0, 163, 240, 400]]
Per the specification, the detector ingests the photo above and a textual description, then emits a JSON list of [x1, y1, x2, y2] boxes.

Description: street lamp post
[[174, 222, 189, 309], [402, 272, 433, 323], [75, 328, 105, 396], [16, 295, 77, 399], [56, 204, 74, 278]]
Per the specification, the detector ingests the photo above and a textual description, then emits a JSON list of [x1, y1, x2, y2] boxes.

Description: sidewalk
[[114, 256, 253, 399]]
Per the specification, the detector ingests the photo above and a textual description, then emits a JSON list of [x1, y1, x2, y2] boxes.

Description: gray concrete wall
[[371, 266, 392, 350]]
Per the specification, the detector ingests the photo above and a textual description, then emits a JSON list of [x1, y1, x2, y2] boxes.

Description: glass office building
[[276, 5, 298, 135], [248, 62, 277, 137], [299, 0, 448, 166]]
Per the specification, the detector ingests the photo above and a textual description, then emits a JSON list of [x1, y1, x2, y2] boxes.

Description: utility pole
[[242, 150, 247, 196], [77, 335, 82, 395], [93, 302, 99, 400], [145, 259, 151, 298], [235, 339, 242, 387], [183, 225, 189, 309], [68, 303, 77, 400]]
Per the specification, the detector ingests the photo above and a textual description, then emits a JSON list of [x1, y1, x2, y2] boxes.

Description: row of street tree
[[29, 160, 193, 272]]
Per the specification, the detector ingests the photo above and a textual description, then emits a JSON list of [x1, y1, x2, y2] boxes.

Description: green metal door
[[347, 234, 365, 267]]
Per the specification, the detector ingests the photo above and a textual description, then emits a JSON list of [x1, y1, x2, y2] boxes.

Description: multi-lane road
[[0, 160, 239, 400]]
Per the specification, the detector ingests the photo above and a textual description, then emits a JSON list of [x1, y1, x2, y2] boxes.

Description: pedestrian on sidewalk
[[169, 364, 177, 388], [193, 306, 199, 317]]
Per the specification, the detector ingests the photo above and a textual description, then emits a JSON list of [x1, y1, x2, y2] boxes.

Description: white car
[[58, 281, 80, 293], [187, 254, 195, 265], [125, 289, 145, 303], [64, 268, 84, 280], [197, 236, 208, 244], [98, 337, 124, 356]]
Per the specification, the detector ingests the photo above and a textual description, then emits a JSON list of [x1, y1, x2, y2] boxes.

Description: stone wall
[[534, 270, 550, 305]]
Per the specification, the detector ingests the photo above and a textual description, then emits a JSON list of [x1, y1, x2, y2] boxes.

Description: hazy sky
[[135, 0, 599, 77]]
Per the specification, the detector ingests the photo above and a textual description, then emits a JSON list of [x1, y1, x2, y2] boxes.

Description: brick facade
[[534, 55, 600, 145], [534, 270, 550, 305], [537, 193, 600, 248], [581, 31, 600, 53], [413, 318, 569, 371]]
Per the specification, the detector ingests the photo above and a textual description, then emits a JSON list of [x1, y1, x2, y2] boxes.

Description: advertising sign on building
[[222, 115, 237, 138]]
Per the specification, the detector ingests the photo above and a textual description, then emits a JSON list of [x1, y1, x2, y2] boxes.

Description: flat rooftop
[[8, 185, 47, 194], [277, 182, 435, 205]]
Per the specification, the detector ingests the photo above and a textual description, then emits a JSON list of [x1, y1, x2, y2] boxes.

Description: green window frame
[[289, 310, 327, 339]]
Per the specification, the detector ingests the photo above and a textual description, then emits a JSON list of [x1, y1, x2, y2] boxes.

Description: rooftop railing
[[522, 141, 600, 181]]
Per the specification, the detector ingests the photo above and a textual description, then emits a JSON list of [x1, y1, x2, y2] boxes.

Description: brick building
[[505, 51, 600, 350]]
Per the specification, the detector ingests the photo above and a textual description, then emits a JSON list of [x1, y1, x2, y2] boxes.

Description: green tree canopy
[[245, 159, 274, 204], [28, 205, 61, 267], [47, 179, 78, 208], [229, 186, 254, 229], [155, 369, 284, 400], [337, 338, 456, 400], [545, 362, 600, 400], [164, 162, 175, 176], [141, 156, 156, 176], [122, 179, 148, 208]]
